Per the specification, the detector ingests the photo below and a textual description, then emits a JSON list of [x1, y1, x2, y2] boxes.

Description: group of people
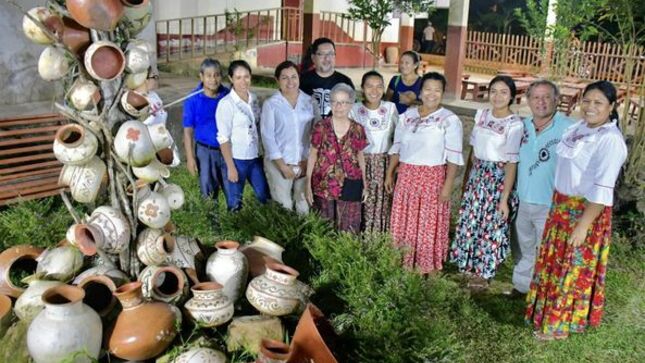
[[182, 37, 628, 341]]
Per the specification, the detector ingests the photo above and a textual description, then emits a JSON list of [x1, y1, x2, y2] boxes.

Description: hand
[[279, 164, 296, 180], [498, 200, 510, 221], [298, 160, 308, 179], [569, 223, 589, 247], [227, 166, 239, 183], [438, 184, 451, 202], [186, 158, 198, 176], [399, 91, 417, 105], [305, 181, 314, 205], [384, 173, 395, 194]]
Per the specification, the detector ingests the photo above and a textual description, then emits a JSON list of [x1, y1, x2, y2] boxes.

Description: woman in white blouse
[[216, 60, 269, 211], [450, 75, 523, 289], [261, 60, 314, 215], [526, 81, 627, 341], [350, 70, 398, 232], [385, 72, 464, 274]]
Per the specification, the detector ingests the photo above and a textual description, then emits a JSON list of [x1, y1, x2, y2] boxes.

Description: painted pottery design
[[53, 124, 98, 165], [67, 77, 101, 111], [35, 246, 84, 282], [125, 45, 151, 74], [72, 259, 129, 287], [87, 206, 131, 254], [0, 294, 11, 338], [257, 339, 291, 363], [246, 262, 301, 316], [84, 40, 126, 81], [114, 120, 156, 167], [66, 0, 124, 31], [38, 46, 70, 81], [58, 155, 107, 204], [22, 7, 56, 44], [0, 245, 44, 298], [120, 90, 150, 118], [205, 241, 248, 302], [122, 0, 153, 35], [147, 122, 173, 151], [14, 279, 64, 321], [132, 158, 170, 183], [158, 182, 185, 210], [137, 190, 172, 229], [136, 228, 174, 266], [241, 236, 285, 277], [168, 236, 202, 269], [184, 282, 234, 328], [27, 285, 102, 363], [172, 347, 228, 363], [138, 264, 188, 304], [288, 304, 338, 363], [108, 281, 177, 361]]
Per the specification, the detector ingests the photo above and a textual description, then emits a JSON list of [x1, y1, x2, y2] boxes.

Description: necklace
[[533, 116, 553, 133]]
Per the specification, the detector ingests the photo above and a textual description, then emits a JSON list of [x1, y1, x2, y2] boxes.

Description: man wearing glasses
[[300, 37, 355, 120]]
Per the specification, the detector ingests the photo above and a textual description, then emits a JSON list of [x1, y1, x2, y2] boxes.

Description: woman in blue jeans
[[216, 60, 269, 211]]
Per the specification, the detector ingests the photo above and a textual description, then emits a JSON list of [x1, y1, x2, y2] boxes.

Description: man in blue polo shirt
[[509, 80, 574, 297], [183, 58, 230, 207]]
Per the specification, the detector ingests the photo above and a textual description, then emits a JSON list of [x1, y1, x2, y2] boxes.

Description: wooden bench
[[0, 113, 67, 206], [461, 80, 489, 101]]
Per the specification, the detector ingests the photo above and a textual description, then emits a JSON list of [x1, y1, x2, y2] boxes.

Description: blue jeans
[[222, 158, 269, 211], [195, 143, 227, 201]]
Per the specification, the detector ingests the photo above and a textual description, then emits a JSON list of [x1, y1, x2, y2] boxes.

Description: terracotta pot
[[14, 279, 64, 321], [246, 262, 301, 316], [27, 285, 102, 363], [43, 16, 92, 55], [132, 158, 170, 183], [287, 304, 338, 363], [139, 265, 188, 304], [86, 206, 131, 254], [67, 77, 101, 111], [114, 120, 156, 167], [0, 245, 44, 298], [137, 190, 172, 229], [172, 347, 228, 363], [53, 124, 98, 165], [258, 339, 291, 363], [121, 0, 152, 35], [205, 241, 248, 303], [0, 294, 11, 338], [22, 7, 57, 44], [137, 228, 174, 266], [77, 274, 118, 317], [38, 46, 70, 81], [184, 282, 233, 328], [120, 90, 149, 118], [241, 236, 284, 277], [84, 40, 126, 81], [35, 246, 84, 282], [66, 0, 124, 31], [108, 281, 177, 360], [58, 155, 107, 204]]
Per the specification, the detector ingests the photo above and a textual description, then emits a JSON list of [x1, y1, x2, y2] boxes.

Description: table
[[558, 87, 580, 115], [461, 80, 489, 101]]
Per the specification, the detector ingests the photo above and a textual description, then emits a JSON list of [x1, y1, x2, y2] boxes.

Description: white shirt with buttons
[[216, 90, 261, 160], [470, 109, 524, 163], [350, 101, 398, 154]]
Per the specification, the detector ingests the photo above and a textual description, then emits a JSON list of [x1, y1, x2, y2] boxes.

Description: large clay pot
[[14, 279, 64, 321], [132, 158, 170, 183], [53, 124, 98, 165], [158, 182, 185, 210], [35, 246, 84, 282], [136, 228, 174, 266], [84, 40, 126, 81], [246, 262, 301, 316], [77, 274, 119, 317], [108, 281, 177, 360], [67, 77, 101, 111], [172, 347, 228, 363], [114, 120, 156, 167], [87, 206, 131, 254], [287, 304, 338, 363], [66, 0, 124, 31], [205, 241, 248, 303], [0, 294, 11, 338], [137, 190, 172, 229], [22, 7, 57, 44], [168, 236, 202, 269], [0, 245, 44, 298], [138, 265, 188, 304], [27, 285, 102, 363], [38, 46, 70, 81], [121, 0, 153, 36], [58, 155, 107, 204], [184, 282, 234, 328], [241, 236, 285, 277], [120, 90, 149, 118], [257, 339, 291, 363]]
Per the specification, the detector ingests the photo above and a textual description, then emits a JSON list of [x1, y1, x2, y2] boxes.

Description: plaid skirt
[[362, 153, 392, 233], [313, 197, 362, 233]]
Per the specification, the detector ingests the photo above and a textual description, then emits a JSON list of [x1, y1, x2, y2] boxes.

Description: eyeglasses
[[315, 52, 336, 58], [330, 100, 352, 107]]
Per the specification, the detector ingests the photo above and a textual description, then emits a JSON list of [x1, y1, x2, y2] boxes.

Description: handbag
[[331, 122, 363, 202]]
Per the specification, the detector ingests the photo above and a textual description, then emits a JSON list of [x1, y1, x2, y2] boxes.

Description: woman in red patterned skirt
[[385, 72, 465, 274], [525, 81, 627, 341]]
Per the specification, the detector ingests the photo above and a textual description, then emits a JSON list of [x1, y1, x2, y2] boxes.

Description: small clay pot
[[120, 90, 149, 118], [77, 275, 118, 317], [288, 304, 338, 363], [66, 0, 124, 31], [258, 339, 291, 363], [84, 41, 126, 81], [0, 245, 44, 298]]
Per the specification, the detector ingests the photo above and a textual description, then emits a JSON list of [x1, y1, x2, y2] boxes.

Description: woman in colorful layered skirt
[[350, 71, 398, 232], [305, 83, 368, 233], [526, 81, 627, 341], [385, 72, 464, 274], [450, 75, 524, 289]]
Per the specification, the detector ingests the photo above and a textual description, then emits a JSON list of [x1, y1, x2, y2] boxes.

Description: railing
[[318, 11, 370, 45], [155, 7, 303, 62]]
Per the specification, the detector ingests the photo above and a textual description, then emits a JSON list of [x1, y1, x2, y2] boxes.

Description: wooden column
[[398, 13, 414, 53], [444, 0, 470, 100], [301, 0, 321, 63]]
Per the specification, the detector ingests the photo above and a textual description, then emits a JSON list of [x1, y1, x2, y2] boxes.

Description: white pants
[[512, 202, 550, 293], [263, 158, 309, 215]]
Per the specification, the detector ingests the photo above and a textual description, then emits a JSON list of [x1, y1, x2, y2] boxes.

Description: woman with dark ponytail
[[526, 80, 628, 341]]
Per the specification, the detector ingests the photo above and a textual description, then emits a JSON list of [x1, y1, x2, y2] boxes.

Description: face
[[330, 91, 353, 118], [419, 79, 443, 111], [277, 66, 300, 94], [581, 89, 614, 127], [200, 67, 221, 93], [528, 84, 557, 120], [312, 43, 336, 75], [362, 76, 385, 105], [230, 66, 251, 93], [489, 81, 512, 110], [399, 54, 418, 76]]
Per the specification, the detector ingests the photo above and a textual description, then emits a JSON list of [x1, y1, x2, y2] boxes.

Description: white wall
[[154, 0, 282, 20]]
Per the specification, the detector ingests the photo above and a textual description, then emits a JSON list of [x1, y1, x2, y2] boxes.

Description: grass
[[0, 166, 642, 363]]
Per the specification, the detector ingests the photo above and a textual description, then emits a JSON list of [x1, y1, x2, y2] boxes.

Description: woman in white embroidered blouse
[[216, 60, 269, 211], [385, 72, 464, 275], [526, 80, 627, 341], [350, 70, 398, 233], [450, 75, 524, 289]]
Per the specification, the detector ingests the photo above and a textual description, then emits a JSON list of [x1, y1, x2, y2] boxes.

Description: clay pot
[[157, 147, 179, 167], [287, 304, 338, 363], [147, 122, 173, 151], [205, 241, 248, 303], [132, 158, 170, 183], [137, 228, 174, 266], [66, 0, 124, 31], [114, 120, 156, 167], [38, 46, 70, 81], [257, 339, 291, 363], [59, 17, 92, 55], [246, 262, 301, 316], [168, 236, 202, 269], [77, 275, 118, 317], [158, 182, 185, 210], [72, 259, 129, 287], [125, 71, 148, 89], [35, 246, 84, 282], [125, 45, 151, 74], [86, 206, 131, 254], [0, 294, 11, 338], [67, 77, 101, 111], [14, 279, 64, 321], [0, 245, 44, 298], [84, 40, 126, 81], [172, 347, 228, 363], [241, 236, 285, 277], [22, 7, 57, 44], [121, 0, 153, 36], [66, 223, 103, 256], [58, 155, 107, 204], [27, 285, 102, 363], [53, 124, 98, 165], [120, 90, 150, 118], [137, 190, 172, 229], [139, 265, 188, 304], [108, 281, 178, 360], [184, 282, 233, 328]]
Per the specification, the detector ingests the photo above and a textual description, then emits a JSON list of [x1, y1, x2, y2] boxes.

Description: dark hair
[[200, 58, 222, 75], [361, 70, 384, 88], [275, 60, 299, 79], [228, 60, 252, 77], [583, 80, 620, 124], [301, 37, 336, 73], [400, 50, 420, 71], [311, 37, 335, 53], [421, 72, 446, 91], [489, 75, 517, 106]]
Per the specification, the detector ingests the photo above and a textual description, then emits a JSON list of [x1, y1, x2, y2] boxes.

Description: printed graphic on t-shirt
[[313, 88, 331, 118], [528, 138, 560, 176]]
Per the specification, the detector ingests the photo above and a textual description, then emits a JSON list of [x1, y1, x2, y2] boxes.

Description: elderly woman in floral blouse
[[305, 83, 368, 233]]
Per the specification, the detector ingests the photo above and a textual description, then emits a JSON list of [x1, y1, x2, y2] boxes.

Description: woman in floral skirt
[[526, 81, 627, 341], [450, 75, 524, 289], [350, 70, 398, 232]]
